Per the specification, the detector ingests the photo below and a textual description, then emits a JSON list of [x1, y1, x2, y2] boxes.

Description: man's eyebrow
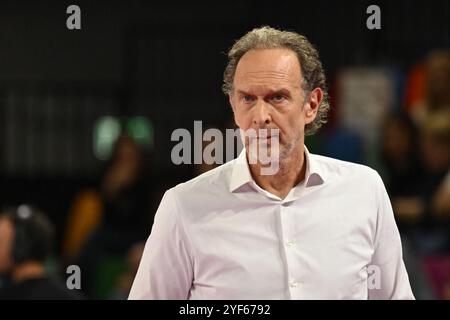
[[236, 88, 292, 96], [269, 89, 291, 96], [236, 90, 253, 96]]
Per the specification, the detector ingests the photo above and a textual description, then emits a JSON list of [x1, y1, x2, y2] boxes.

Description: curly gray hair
[[223, 26, 330, 135]]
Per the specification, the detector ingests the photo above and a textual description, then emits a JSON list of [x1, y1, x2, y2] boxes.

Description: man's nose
[[252, 100, 271, 126]]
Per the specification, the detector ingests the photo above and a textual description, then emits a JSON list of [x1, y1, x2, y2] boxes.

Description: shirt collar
[[229, 145, 326, 193]]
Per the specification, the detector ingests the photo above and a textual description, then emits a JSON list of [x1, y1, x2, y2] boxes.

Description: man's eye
[[243, 95, 254, 103], [271, 94, 285, 102]]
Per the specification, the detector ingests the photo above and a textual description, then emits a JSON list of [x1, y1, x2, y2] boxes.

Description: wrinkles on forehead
[[233, 49, 302, 94], [237, 71, 301, 93]]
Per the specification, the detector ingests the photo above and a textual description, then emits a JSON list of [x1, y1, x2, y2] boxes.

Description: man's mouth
[[244, 128, 281, 143]]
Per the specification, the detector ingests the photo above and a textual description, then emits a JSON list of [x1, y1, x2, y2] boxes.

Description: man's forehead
[[234, 48, 302, 84]]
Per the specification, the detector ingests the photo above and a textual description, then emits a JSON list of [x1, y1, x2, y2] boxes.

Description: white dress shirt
[[129, 146, 414, 300]]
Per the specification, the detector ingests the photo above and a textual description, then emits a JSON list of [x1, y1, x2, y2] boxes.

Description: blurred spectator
[[63, 190, 103, 266], [380, 112, 425, 225], [70, 135, 154, 299], [108, 242, 145, 300], [433, 170, 450, 218], [0, 205, 81, 299], [408, 50, 450, 126], [380, 106, 450, 299], [417, 110, 450, 229], [414, 110, 450, 299]]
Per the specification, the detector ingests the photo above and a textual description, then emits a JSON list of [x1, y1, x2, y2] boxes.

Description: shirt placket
[[278, 198, 303, 300]]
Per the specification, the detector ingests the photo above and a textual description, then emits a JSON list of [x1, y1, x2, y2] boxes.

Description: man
[[129, 26, 414, 299], [0, 205, 81, 299]]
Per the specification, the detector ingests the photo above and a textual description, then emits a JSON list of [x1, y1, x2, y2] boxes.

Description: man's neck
[[12, 261, 46, 283], [248, 144, 306, 199]]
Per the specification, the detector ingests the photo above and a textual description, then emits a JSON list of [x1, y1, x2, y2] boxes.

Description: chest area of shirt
[[189, 197, 375, 292]]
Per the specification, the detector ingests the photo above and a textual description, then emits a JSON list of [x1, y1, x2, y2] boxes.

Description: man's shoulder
[[310, 153, 380, 183], [171, 159, 236, 196]]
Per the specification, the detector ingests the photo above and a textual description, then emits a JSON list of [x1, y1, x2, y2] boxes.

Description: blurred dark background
[[0, 0, 449, 299]]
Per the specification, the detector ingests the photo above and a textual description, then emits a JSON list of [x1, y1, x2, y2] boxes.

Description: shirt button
[[290, 281, 298, 288], [286, 240, 295, 247]]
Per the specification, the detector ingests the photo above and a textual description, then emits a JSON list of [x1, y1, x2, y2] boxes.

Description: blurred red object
[[404, 63, 426, 111], [423, 255, 450, 299]]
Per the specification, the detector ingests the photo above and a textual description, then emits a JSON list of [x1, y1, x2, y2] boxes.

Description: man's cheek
[[234, 117, 250, 131]]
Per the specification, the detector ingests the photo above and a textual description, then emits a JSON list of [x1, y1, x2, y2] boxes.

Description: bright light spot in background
[[125, 116, 154, 149], [17, 204, 32, 219], [93, 116, 154, 160], [93, 116, 121, 161]]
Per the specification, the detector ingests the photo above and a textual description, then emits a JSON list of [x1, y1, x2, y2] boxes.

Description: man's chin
[[245, 146, 281, 164]]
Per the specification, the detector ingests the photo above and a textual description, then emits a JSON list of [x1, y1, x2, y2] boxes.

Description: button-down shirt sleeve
[[368, 172, 415, 300], [128, 189, 194, 299]]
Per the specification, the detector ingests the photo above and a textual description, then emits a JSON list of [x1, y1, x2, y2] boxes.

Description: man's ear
[[304, 87, 323, 124]]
